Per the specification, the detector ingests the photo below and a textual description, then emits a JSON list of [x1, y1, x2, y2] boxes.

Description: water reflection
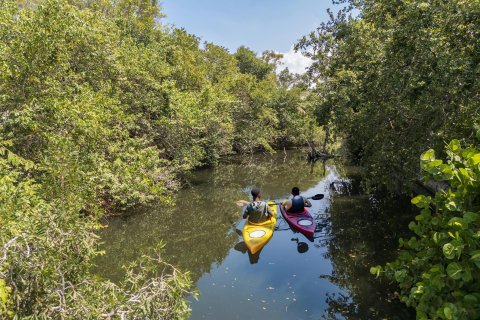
[[96, 151, 328, 282], [291, 238, 309, 254], [233, 241, 263, 264], [96, 151, 415, 319], [322, 171, 416, 319]]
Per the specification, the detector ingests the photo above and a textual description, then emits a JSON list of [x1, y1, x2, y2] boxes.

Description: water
[[96, 151, 415, 319]]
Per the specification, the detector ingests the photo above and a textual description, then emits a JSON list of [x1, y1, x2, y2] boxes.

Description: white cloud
[[277, 47, 312, 74]]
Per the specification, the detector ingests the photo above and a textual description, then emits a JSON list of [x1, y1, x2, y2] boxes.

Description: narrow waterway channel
[[95, 150, 416, 319]]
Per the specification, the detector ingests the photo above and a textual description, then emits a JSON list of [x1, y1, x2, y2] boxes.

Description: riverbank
[[96, 150, 416, 319]]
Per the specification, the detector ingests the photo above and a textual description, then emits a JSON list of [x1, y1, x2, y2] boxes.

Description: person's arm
[[283, 199, 293, 211], [304, 198, 312, 207], [242, 206, 250, 219]]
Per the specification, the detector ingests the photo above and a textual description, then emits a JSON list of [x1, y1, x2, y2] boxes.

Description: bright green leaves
[[412, 195, 431, 208], [0, 278, 12, 317], [442, 240, 464, 260], [443, 243, 456, 259], [420, 149, 436, 162], [467, 154, 480, 166], [419, 149, 457, 181], [370, 265, 382, 277], [382, 139, 480, 319], [448, 140, 461, 154]]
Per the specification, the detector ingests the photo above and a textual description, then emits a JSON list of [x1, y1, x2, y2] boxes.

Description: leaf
[[463, 212, 478, 224], [444, 306, 453, 320], [445, 201, 457, 211], [446, 262, 463, 280], [439, 164, 454, 180], [461, 147, 477, 160], [470, 250, 480, 269], [370, 266, 381, 277], [462, 266, 472, 282], [448, 139, 461, 153], [467, 153, 480, 166], [448, 217, 464, 229], [411, 195, 430, 208], [424, 159, 443, 170], [420, 149, 435, 162], [464, 294, 478, 304], [442, 243, 455, 260]]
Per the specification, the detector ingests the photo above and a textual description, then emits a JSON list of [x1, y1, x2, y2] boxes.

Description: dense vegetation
[[296, 0, 480, 318], [0, 0, 317, 317], [372, 140, 480, 319], [3, 0, 479, 317], [297, 0, 480, 193]]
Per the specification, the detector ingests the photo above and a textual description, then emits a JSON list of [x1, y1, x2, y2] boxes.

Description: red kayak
[[280, 205, 315, 241]]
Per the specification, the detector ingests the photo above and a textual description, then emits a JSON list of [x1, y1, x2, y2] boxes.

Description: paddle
[[234, 193, 325, 207], [307, 194, 325, 201]]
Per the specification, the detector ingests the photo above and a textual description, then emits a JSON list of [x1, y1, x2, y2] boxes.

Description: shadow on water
[[320, 172, 416, 319], [291, 238, 309, 254], [95, 150, 416, 319]]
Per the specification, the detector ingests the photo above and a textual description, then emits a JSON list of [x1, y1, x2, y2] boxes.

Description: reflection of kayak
[[280, 205, 315, 241], [243, 201, 277, 254]]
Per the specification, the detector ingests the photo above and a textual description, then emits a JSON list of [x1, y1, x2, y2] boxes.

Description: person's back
[[290, 195, 306, 213], [283, 187, 312, 213], [244, 200, 270, 223], [243, 188, 272, 223]]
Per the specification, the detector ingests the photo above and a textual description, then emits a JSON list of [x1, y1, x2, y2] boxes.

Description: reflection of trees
[[96, 153, 416, 318], [321, 178, 416, 319], [95, 150, 329, 283]]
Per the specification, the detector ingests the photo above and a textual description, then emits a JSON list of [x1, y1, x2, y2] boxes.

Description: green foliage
[[0, 0, 318, 317], [234, 46, 275, 80], [0, 148, 194, 318], [0, 0, 316, 209], [297, 0, 480, 192], [373, 140, 480, 319]]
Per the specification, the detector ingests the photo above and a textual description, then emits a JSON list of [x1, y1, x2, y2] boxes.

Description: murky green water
[[96, 151, 416, 319]]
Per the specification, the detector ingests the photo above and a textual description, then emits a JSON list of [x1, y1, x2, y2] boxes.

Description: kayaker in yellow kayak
[[282, 187, 312, 213], [243, 187, 273, 223]]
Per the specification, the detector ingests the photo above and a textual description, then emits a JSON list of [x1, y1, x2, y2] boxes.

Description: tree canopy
[[297, 0, 480, 192], [0, 0, 316, 317]]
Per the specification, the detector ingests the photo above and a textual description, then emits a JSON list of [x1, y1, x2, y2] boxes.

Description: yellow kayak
[[242, 201, 277, 254]]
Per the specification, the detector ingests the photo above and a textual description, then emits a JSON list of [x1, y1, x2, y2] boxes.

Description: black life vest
[[290, 195, 305, 213]]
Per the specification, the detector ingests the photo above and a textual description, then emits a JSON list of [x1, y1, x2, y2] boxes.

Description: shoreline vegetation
[[1, 0, 479, 318], [0, 0, 322, 318]]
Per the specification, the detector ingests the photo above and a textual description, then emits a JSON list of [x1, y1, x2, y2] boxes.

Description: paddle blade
[[235, 228, 243, 236], [310, 194, 325, 200], [235, 200, 250, 207]]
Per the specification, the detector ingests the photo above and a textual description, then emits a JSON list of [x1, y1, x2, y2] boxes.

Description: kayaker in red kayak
[[243, 187, 273, 223], [282, 187, 312, 213]]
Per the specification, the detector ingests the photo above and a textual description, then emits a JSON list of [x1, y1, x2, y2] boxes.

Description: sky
[[161, 0, 338, 74]]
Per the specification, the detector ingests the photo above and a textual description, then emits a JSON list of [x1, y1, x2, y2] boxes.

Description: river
[[95, 150, 416, 319]]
